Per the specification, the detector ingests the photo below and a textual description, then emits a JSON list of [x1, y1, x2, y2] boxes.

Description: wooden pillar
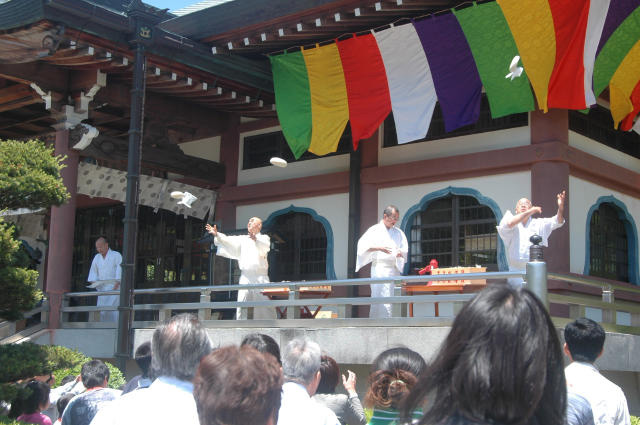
[[530, 110, 570, 273], [355, 129, 380, 317], [216, 114, 240, 229], [46, 127, 79, 329]]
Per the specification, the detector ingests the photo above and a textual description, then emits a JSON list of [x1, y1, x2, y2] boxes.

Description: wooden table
[[403, 282, 486, 317], [262, 285, 332, 318]]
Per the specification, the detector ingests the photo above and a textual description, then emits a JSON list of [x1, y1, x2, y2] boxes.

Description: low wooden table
[[262, 285, 332, 318], [403, 282, 486, 317]]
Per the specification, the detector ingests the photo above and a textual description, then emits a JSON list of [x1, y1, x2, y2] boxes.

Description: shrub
[[0, 344, 125, 405]]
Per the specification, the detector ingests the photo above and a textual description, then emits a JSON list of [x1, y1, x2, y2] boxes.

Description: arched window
[[589, 203, 629, 282], [267, 212, 327, 282], [409, 194, 498, 272]]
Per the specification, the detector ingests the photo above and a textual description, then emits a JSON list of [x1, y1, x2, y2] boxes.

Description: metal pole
[[115, 21, 147, 372], [526, 235, 548, 309]]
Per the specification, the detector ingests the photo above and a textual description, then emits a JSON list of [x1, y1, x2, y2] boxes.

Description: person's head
[[134, 341, 152, 378], [194, 345, 283, 425], [151, 313, 213, 381], [282, 339, 322, 394], [56, 392, 75, 418], [515, 198, 532, 214], [247, 217, 263, 235], [316, 355, 340, 394], [382, 206, 400, 229], [365, 347, 426, 410], [240, 333, 281, 365], [59, 375, 76, 386], [23, 380, 50, 414], [81, 359, 109, 388], [95, 237, 109, 257], [403, 285, 566, 425], [564, 318, 605, 363]]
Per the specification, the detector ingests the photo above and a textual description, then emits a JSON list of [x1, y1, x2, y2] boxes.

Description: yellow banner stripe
[[498, 0, 556, 112], [610, 40, 640, 128], [302, 43, 349, 156]]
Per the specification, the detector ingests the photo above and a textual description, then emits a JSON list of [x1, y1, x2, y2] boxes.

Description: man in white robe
[[496, 190, 565, 287], [355, 205, 408, 318], [87, 237, 122, 322], [206, 217, 276, 319]]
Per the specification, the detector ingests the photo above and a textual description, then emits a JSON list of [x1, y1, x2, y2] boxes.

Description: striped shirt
[[368, 408, 423, 425]]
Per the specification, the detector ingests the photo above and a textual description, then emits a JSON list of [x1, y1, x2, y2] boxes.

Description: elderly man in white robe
[[356, 205, 408, 319], [206, 217, 276, 320], [87, 237, 122, 322], [497, 190, 566, 287]]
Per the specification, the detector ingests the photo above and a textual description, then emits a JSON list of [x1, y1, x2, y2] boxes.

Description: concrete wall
[[379, 125, 530, 166], [178, 136, 221, 163], [569, 130, 640, 174]]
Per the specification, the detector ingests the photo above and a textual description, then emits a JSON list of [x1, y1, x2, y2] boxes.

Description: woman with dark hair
[[402, 285, 567, 425], [364, 347, 426, 425], [16, 380, 52, 425], [312, 355, 366, 425], [240, 333, 281, 365]]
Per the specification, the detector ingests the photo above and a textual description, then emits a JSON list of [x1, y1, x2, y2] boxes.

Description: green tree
[[0, 139, 68, 210], [0, 139, 69, 321]]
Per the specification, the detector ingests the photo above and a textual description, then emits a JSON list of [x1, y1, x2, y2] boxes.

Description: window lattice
[[409, 195, 498, 272], [589, 203, 629, 282]]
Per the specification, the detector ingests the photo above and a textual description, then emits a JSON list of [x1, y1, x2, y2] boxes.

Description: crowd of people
[[8, 285, 631, 425]]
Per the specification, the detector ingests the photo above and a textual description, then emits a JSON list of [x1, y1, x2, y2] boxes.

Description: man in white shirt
[[496, 190, 565, 287], [206, 217, 275, 319], [87, 237, 122, 322], [89, 314, 213, 425], [564, 318, 630, 425], [277, 339, 340, 425], [356, 205, 408, 318]]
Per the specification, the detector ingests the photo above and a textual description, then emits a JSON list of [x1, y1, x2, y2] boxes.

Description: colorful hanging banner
[[593, 6, 640, 98], [546, 0, 607, 109], [337, 34, 391, 149], [609, 40, 640, 127], [269, 52, 312, 159], [620, 80, 640, 131], [302, 43, 349, 157], [497, 0, 556, 112], [373, 24, 437, 144], [582, 0, 612, 107], [596, 0, 640, 56], [413, 13, 482, 132], [454, 2, 534, 119]]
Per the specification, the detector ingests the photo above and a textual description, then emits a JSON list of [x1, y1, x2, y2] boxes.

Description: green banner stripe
[[270, 52, 312, 159], [455, 2, 535, 118]]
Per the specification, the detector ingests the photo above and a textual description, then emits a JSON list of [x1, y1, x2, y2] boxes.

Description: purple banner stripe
[[597, 0, 640, 55], [413, 14, 482, 133]]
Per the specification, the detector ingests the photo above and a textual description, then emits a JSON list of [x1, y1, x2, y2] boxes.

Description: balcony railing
[[54, 267, 640, 335]]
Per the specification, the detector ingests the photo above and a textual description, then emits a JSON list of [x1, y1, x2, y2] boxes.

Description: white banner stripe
[[584, 0, 611, 106], [374, 24, 437, 144]]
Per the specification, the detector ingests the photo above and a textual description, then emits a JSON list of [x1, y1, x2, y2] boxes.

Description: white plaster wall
[[237, 126, 349, 186], [379, 125, 530, 167], [569, 176, 640, 275], [178, 136, 220, 162], [377, 171, 531, 224], [569, 131, 640, 173], [236, 193, 350, 279]]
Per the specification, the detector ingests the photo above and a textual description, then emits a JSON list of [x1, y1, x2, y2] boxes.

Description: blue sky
[[147, 0, 197, 12]]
